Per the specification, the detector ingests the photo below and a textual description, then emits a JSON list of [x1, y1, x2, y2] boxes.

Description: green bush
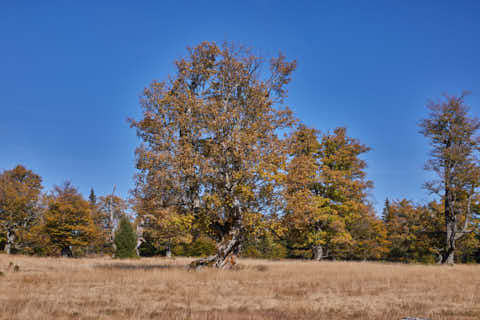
[[241, 234, 288, 259], [137, 239, 158, 257], [173, 237, 216, 257], [114, 215, 138, 259]]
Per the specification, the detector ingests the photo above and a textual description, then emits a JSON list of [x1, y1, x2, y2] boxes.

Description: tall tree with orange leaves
[[43, 182, 96, 257], [130, 42, 296, 268], [0, 165, 42, 254], [280, 126, 374, 260]]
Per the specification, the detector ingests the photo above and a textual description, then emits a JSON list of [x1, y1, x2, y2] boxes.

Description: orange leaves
[[43, 182, 96, 252], [281, 124, 377, 259], [0, 165, 43, 251], [130, 41, 297, 250]]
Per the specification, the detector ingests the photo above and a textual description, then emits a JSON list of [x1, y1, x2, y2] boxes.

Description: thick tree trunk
[[442, 191, 456, 265], [443, 249, 454, 265], [61, 246, 73, 257], [112, 233, 117, 254], [442, 218, 455, 264], [4, 228, 16, 255], [190, 217, 243, 270], [442, 186, 456, 265], [312, 245, 324, 261]]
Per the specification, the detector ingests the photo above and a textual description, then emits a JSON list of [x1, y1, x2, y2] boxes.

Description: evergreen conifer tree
[[89, 188, 96, 207], [114, 215, 137, 258]]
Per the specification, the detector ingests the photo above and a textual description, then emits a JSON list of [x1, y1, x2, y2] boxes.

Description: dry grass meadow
[[0, 255, 479, 320]]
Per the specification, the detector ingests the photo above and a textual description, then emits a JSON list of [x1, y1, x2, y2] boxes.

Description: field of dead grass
[[0, 255, 479, 320]]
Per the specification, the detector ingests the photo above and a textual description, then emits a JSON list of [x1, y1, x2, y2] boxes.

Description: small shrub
[[114, 215, 138, 259], [137, 239, 158, 257], [188, 237, 216, 256], [241, 234, 288, 259], [173, 237, 216, 257]]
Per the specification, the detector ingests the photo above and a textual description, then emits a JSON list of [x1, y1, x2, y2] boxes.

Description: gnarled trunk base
[[189, 252, 238, 271], [190, 225, 242, 270]]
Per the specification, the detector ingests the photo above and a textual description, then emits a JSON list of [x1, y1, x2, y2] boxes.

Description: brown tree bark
[[190, 213, 243, 269], [442, 212, 456, 264]]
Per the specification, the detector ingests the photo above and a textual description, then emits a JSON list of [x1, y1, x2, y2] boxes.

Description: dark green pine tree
[[382, 198, 391, 222], [88, 188, 97, 207], [114, 215, 138, 258]]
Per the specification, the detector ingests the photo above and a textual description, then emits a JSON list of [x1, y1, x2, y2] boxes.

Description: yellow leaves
[[242, 211, 265, 234], [42, 182, 96, 252], [234, 184, 254, 201], [0, 165, 42, 222], [282, 124, 377, 259]]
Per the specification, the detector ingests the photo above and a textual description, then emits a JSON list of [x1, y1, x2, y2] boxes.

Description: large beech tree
[[420, 93, 480, 264], [130, 42, 295, 268], [0, 165, 42, 254]]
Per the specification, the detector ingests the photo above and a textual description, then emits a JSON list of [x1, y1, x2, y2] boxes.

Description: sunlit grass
[[0, 255, 479, 319]]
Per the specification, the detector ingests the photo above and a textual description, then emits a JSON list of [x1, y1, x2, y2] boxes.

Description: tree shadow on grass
[[93, 263, 186, 271]]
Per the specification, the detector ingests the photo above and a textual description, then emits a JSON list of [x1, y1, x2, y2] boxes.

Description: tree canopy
[[0, 165, 42, 254], [43, 182, 96, 257], [130, 41, 296, 268]]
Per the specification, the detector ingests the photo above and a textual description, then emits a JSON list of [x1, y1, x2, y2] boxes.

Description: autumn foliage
[[0, 42, 479, 265]]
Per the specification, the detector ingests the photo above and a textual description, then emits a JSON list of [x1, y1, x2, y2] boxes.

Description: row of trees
[[130, 42, 479, 267], [2, 42, 479, 266], [1, 163, 478, 263], [0, 166, 137, 257]]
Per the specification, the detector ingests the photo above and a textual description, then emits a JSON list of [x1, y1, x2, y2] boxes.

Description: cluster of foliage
[[172, 236, 217, 257], [383, 198, 479, 263], [0, 165, 42, 254], [277, 125, 388, 261], [0, 170, 134, 258]]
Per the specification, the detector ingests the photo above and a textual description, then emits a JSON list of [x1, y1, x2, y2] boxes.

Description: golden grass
[[0, 255, 479, 319]]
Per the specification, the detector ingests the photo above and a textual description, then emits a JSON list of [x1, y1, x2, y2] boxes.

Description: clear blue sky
[[1, 1, 479, 214]]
